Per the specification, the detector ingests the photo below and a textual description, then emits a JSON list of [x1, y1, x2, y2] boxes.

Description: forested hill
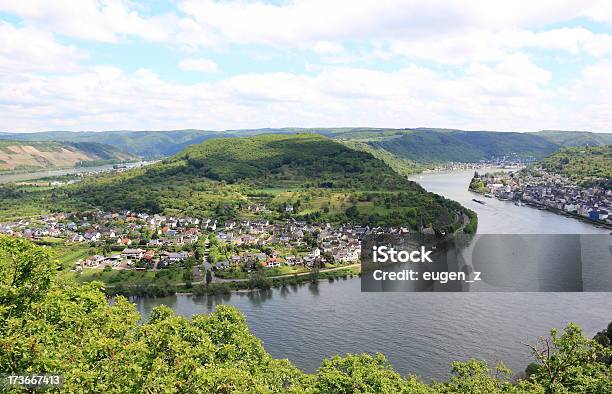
[[2, 128, 611, 162], [348, 129, 559, 163], [531, 145, 612, 187], [535, 130, 612, 147], [0, 140, 136, 172], [166, 133, 410, 188], [2, 134, 475, 232], [0, 130, 241, 158]]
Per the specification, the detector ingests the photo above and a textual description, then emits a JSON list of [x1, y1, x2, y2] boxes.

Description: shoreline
[[106, 264, 362, 298], [521, 200, 612, 230]]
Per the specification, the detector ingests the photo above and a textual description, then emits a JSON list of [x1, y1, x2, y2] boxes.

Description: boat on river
[[472, 198, 486, 205]]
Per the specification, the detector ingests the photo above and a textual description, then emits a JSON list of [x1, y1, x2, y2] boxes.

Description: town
[[470, 169, 612, 226], [0, 208, 408, 279]]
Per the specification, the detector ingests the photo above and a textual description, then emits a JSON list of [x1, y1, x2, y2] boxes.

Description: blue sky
[[1, 1, 612, 132]]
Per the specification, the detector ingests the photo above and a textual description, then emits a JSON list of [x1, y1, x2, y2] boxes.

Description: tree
[[182, 268, 194, 282], [0, 236, 56, 317], [525, 323, 612, 393], [314, 353, 428, 394], [205, 269, 213, 285]]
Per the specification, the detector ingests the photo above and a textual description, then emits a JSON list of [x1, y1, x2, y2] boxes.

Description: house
[[117, 237, 132, 246], [142, 250, 156, 261], [69, 234, 85, 243], [80, 255, 104, 267], [103, 254, 122, 267], [83, 231, 101, 242], [263, 258, 281, 268], [215, 260, 230, 269], [161, 251, 190, 263], [121, 248, 144, 260]]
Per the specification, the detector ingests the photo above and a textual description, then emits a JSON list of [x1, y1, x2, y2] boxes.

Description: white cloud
[[0, 0, 172, 43], [0, 22, 86, 73], [1, 1, 612, 132], [311, 41, 345, 54], [177, 0, 612, 46], [2, 0, 612, 63], [4, 56, 610, 133], [178, 58, 219, 73]]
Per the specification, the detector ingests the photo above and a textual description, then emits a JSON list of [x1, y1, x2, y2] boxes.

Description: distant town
[[426, 155, 536, 172], [470, 169, 612, 227]]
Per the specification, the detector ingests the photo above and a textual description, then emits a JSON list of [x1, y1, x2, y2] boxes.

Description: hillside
[[532, 145, 612, 187], [0, 141, 136, 172], [536, 130, 612, 147], [357, 129, 559, 163], [6, 127, 609, 165], [168, 133, 410, 188], [1, 134, 475, 232], [0, 130, 266, 158], [4, 127, 600, 163]]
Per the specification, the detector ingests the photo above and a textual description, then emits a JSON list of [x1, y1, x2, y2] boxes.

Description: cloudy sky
[[2, 0, 612, 132]]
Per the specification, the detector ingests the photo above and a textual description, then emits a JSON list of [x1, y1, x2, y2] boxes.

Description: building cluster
[[429, 156, 534, 172], [0, 209, 413, 274], [212, 220, 373, 270], [475, 171, 612, 224], [0, 210, 201, 270]]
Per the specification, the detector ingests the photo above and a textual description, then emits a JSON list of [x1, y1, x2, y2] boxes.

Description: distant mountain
[[0, 141, 136, 172], [2, 128, 610, 163], [535, 130, 612, 147], [339, 129, 559, 163], [0, 130, 245, 158]]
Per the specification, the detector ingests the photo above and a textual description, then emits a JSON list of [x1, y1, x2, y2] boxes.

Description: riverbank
[[521, 200, 612, 230], [105, 264, 361, 297], [0, 160, 155, 184]]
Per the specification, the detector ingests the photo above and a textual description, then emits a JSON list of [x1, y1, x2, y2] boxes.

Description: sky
[[1, 1, 612, 133]]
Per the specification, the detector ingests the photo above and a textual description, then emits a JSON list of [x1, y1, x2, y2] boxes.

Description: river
[[0, 162, 152, 184], [134, 169, 611, 380]]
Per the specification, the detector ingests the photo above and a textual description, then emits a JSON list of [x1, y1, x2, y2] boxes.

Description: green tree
[[314, 353, 429, 394], [525, 323, 612, 393], [0, 236, 56, 318]]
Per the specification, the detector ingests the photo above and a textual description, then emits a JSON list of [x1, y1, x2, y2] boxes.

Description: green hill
[[532, 145, 612, 187], [0, 140, 136, 172], [0, 130, 244, 158], [1, 134, 474, 232], [6, 127, 608, 164], [168, 133, 409, 188], [358, 129, 559, 163], [536, 130, 612, 147]]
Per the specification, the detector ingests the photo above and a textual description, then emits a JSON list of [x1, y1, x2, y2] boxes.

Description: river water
[[135, 169, 612, 380], [0, 162, 151, 184]]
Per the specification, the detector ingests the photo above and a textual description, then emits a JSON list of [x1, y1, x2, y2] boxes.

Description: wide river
[[135, 169, 611, 380]]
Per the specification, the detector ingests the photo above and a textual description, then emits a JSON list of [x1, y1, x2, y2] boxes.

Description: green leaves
[[0, 236, 57, 318]]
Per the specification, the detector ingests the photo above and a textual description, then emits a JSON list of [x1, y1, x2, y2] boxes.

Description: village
[[0, 207, 403, 278], [471, 170, 612, 225]]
